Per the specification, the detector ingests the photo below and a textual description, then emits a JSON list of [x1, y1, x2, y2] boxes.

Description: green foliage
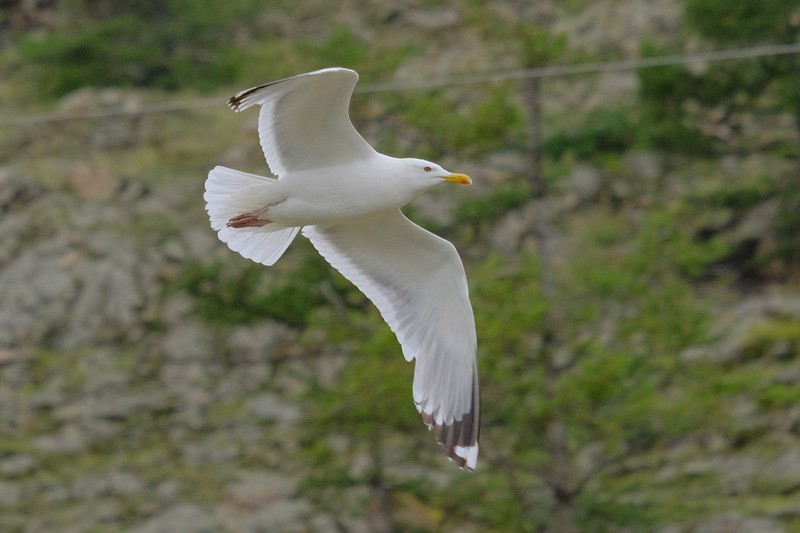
[[636, 43, 716, 154], [18, 0, 265, 96], [299, 309, 426, 500], [632, 203, 732, 280], [772, 181, 800, 265], [758, 383, 800, 409], [517, 26, 568, 68], [542, 107, 636, 160], [454, 181, 533, 225], [682, 0, 800, 122], [637, 2, 800, 154], [465, 197, 731, 528], [691, 177, 774, 211], [472, 255, 550, 430], [684, 0, 799, 45], [392, 85, 525, 159], [174, 255, 333, 327], [299, 26, 370, 69], [683, 173, 800, 275], [296, 25, 417, 78], [638, 109, 715, 155], [306, 325, 418, 438], [741, 317, 800, 360], [575, 493, 658, 533]]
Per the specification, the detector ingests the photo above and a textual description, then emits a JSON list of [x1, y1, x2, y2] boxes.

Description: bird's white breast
[[266, 156, 418, 227]]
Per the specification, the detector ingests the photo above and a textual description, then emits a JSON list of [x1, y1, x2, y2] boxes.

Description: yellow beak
[[444, 173, 472, 185]]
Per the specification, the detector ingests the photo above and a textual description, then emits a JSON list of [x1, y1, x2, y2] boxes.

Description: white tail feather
[[204, 166, 299, 266]]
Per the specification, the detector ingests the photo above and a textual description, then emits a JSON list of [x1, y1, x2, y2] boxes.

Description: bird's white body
[[205, 68, 480, 470], [264, 156, 429, 226]]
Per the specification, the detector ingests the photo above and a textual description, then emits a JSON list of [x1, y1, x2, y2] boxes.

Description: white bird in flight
[[204, 68, 479, 469]]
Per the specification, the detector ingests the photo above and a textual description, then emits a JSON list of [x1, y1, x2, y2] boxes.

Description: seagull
[[204, 68, 479, 469]]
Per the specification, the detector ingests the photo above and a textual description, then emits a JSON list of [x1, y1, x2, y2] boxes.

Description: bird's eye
[[423, 166, 432, 172]]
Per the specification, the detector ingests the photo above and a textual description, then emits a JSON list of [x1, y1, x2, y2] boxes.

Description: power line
[[2, 43, 799, 126], [358, 43, 800, 93], [1, 97, 222, 126]]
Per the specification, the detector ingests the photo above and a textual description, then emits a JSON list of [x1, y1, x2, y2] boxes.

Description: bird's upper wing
[[303, 210, 479, 469], [228, 68, 376, 177]]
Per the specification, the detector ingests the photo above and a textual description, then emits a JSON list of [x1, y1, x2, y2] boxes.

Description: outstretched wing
[[228, 68, 376, 177], [303, 211, 479, 469]]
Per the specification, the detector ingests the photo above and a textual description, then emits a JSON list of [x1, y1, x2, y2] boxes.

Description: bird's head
[[402, 158, 472, 192]]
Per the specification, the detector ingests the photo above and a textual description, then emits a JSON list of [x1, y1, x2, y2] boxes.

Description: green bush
[[454, 181, 533, 225], [773, 183, 800, 265], [296, 25, 417, 78], [393, 85, 525, 159], [542, 107, 636, 160], [684, 0, 798, 45], [174, 255, 334, 327], [18, 0, 264, 96]]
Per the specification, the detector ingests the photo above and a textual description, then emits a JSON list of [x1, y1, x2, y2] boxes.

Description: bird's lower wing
[[302, 211, 479, 469]]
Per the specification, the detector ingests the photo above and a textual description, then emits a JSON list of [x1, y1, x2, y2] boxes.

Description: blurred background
[[1, 1, 800, 531]]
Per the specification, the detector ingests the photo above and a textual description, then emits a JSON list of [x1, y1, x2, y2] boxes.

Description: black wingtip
[[226, 91, 250, 111], [422, 409, 479, 471], [419, 371, 480, 470]]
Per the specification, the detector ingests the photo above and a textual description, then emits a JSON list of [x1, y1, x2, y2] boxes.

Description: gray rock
[[0, 453, 36, 477], [155, 480, 181, 500], [66, 164, 121, 201], [553, 0, 682, 57], [0, 237, 76, 347], [700, 294, 800, 363], [162, 321, 215, 363], [108, 469, 146, 496], [22, 500, 123, 533], [759, 449, 800, 491], [624, 151, 662, 183], [72, 474, 110, 500], [224, 471, 299, 507], [161, 293, 196, 325], [242, 499, 312, 531], [127, 503, 217, 533], [219, 499, 312, 533], [489, 201, 534, 255], [313, 351, 349, 389], [733, 199, 779, 243], [0, 166, 43, 211], [38, 482, 70, 504], [160, 321, 216, 420], [55, 389, 168, 423], [561, 163, 602, 203], [59, 88, 145, 149], [32, 424, 87, 454], [0, 223, 158, 350], [218, 472, 309, 532], [180, 226, 221, 262], [229, 322, 292, 361], [336, 516, 372, 533], [179, 433, 240, 467], [774, 363, 800, 385], [0, 480, 22, 506], [691, 512, 784, 533], [215, 364, 273, 399], [489, 198, 568, 256], [673, 451, 763, 495], [406, 6, 460, 30], [247, 392, 303, 424], [310, 514, 341, 533]]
